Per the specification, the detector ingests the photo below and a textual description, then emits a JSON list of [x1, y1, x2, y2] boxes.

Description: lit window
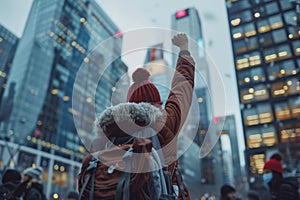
[[233, 32, 242, 39], [245, 30, 256, 37], [250, 154, 265, 174], [86, 97, 92, 103], [254, 12, 260, 18], [258, 25, 271, 33], [80, 17, 86, 23], [51, 89, 58, 95], [231, 18, 241, 26], [63, 96, 69, 101]]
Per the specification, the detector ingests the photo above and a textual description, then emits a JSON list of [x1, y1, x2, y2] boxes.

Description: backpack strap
[[79, 153, 99, 200], [115, 146, 133, 200], [174, 167, 186, 200], [150, 134, 165, 165]]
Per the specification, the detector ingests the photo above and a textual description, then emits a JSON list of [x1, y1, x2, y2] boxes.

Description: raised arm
[[165, 33, 195, 135]]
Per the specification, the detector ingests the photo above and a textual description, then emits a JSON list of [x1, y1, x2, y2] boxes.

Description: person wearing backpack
[[263, 153, 299, 200], [0, 169, 21, 200], [79, 33, 195, 200]]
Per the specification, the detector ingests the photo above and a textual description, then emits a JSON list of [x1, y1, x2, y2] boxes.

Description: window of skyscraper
[[275, 101, 291, 120], [292, 40, 300, 56], [247, 36, 259, 50], [284, 10, 298, 26], [257, 19, 271, 33], [232, 26, 243, 39], [236, 51, 261, 70], [261, 125, 277, 147], [230, 10, 253, 25], [267, 60, 296, 80], [242, 103, 273, 126], [271, 77, 299, 97], [279, 121, 300, 143], [250, 154, 265, 174], [234, 40, 247, 53], [246, 127, 262, 148], [257, 103, 273, 124], [244, 23, 256, 37], [280, 1, 294, 11], [265, 2, 279, 15], [269, 14, 283, 30], [272, 29, 287, 44], [288, 26, 300, 39], [238, 67, 265, 85]]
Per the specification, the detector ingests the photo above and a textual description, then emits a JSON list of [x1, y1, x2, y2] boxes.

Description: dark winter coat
[[11, 181, 45, 200], [79, 54, 195, 200], [270, 176, 299, 200]]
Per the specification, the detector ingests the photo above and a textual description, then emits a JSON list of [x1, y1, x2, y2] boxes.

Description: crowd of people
[[218, 153, 299, 200], [0, 153, 299, 200], [0, 34, 299, 200], [0, 166, 79, 200]]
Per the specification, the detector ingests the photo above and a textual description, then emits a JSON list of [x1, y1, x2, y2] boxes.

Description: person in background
[[220, 184, 241, 200], [11, 166, 46, 200], [263, 153, 299, 200], [247, 191, 260, 200], [0, 168, 21, 200], [66, 190, 79, 200]]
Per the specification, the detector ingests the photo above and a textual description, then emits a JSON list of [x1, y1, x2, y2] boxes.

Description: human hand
[[172, 33, 188, 51]]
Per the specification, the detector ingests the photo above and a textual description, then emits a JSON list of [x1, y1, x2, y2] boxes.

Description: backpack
[[78, 134, 182, 200]]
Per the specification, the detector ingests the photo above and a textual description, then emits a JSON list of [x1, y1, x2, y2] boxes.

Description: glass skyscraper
[[226, 0, 300, 187], [0, 24, 18, 109], [1, 0, 128, 197]]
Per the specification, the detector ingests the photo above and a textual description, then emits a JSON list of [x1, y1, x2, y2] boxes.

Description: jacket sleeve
[[164, 53, 195, 135]]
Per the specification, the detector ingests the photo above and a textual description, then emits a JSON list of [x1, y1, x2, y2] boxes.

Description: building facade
[[226, 0, 300, 187], [0, 0, 128, 198], [0, 24, 18, 112], [144, 43, 173, 104]]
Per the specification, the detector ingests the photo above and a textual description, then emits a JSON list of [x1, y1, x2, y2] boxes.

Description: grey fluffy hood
[[94, 102, 164, 137]]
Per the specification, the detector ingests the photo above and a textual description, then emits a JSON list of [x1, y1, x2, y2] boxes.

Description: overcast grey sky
[[0, 0, 245, 165]]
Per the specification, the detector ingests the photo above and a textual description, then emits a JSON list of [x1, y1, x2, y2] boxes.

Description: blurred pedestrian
[[263, 153, 299, 200], [0, 168, 21, 200], [11, 166, 46, 200], [66, 190, 79, 200], [247, 191, 260, 200], [220, 184, 241, 200]]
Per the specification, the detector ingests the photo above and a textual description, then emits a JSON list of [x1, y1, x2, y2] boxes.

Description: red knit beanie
[[127, 68, 162, 105], [263, 158, 283, 174]]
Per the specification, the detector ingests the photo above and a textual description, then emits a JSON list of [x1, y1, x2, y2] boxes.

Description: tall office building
[[144, 43, 173, 104], [226, 0, 300, 187], [181, 115, 244, 199], [1, 0, 128, 197], [0, 25, 18, 107]]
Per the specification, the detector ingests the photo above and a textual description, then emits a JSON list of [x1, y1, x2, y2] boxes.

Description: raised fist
[[172, 33, 188, 51]]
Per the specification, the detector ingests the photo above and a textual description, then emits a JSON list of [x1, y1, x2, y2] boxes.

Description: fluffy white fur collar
[[94, 102, 164, 135]]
